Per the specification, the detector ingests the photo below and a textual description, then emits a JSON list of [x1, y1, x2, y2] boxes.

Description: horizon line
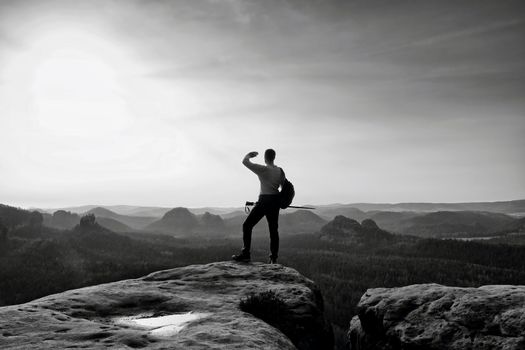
[[4, 197, 524, 212]]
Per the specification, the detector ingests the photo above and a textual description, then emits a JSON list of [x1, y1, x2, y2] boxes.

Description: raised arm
[[242, 151, 265, 175]]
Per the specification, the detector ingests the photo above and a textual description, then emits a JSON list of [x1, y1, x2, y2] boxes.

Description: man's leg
[[266, 204, 280, 262], [241, 203, 265, 255]]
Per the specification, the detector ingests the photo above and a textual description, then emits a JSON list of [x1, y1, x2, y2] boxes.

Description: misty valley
[[1, 200, 525, 349]]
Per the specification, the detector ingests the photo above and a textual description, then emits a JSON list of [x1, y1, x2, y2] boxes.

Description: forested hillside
[[1, 203, 525, 349]]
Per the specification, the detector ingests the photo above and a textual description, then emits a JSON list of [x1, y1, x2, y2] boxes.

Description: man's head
[[264, 148, 276, 164]]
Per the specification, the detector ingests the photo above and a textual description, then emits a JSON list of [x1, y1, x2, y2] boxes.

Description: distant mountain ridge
[[146, 207, 227, 236], [367, 210, 517, 238], [41, 199, 525, 220], [42, 205, 245, 218], [86, 207, 156, 229], [314, 199, 525, 215], [279, 210, 328, 233], [43, 210, 79, 230], [18, 198, 525, 239], [41, 209, 133, 233]]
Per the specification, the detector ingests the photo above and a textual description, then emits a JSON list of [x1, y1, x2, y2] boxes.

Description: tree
[[29, 211, 43, 226], [0, 217, 7, 243], [80, 214, 96, 227]]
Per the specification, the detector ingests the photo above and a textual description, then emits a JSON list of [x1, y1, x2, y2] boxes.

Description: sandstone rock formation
[[147, 207, 200, 234], [320, 216, 394, 244], [348, 283, 525, 350], [0, 262, 332, 349]]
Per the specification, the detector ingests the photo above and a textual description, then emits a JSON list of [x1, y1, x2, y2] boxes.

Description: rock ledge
[[348, 283, 525, 350], [0, 262, 332, 349]]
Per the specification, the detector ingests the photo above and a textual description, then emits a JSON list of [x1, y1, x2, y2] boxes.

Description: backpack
[[279, 168, 295, 209]]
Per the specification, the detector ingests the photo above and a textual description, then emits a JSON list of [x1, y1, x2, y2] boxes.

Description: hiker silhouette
[[232, 149, 283, 264]]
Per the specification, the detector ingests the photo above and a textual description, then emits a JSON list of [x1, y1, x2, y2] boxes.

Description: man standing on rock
[[232, 149, 283, 264]]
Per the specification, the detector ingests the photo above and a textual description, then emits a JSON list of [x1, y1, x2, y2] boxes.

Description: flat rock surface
[[348, 283, 525, 350], [0, 262, 330, 349]]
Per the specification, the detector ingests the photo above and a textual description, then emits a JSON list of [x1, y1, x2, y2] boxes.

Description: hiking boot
[[268, 256, 278, 264], [232, 251, 251, 262]]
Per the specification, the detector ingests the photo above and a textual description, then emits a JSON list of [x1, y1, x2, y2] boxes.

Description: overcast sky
[[1, 0, 524, 209]]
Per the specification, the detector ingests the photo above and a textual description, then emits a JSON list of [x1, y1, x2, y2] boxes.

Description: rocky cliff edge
[[0, 262, 333, 349], [348, 283, 525, 350]]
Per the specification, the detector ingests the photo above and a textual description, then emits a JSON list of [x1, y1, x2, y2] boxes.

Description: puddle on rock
[[115, 312, 210, 337]]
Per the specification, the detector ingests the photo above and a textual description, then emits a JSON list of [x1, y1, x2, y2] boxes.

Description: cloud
[[0, 0, 524, 207]]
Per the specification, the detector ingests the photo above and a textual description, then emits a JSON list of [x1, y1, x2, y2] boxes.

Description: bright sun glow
[[0, 19, 204, 200], [5, 25, 131, 135]]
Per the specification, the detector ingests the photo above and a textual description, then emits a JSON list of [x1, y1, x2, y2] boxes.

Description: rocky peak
[[162, 207, 197, 222], [361, 219, 379, 230], [49, 210, 80, 230], [87, 207, 117, 218], [322, 215, 362, 236], [0, 262, 333, 349], [349, 284, 525, 350], [147, 207, 200, 234], [200, 211, 225, 228], [320, 216, 392, 243]]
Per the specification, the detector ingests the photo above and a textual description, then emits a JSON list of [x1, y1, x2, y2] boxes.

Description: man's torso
[[257, 165, 282, 195]]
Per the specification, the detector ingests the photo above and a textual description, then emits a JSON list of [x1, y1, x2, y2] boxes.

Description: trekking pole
[[288, 205, 316, 209], [244, 201, 315, 213]]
